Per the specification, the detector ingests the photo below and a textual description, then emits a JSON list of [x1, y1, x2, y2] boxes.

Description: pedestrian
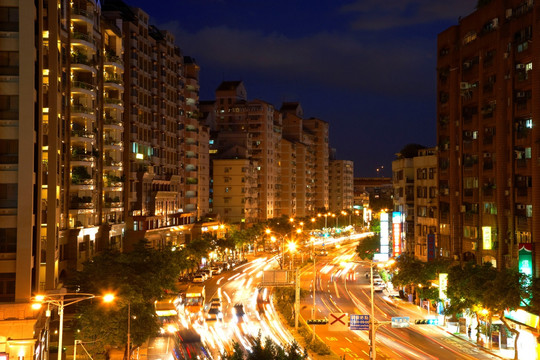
[[468, 325, 472, 338]]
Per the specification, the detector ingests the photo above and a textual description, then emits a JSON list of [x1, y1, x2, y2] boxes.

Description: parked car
[[192, 275, 205, 283], [210, 266, 222, 275], [201, 269, 213, 279]]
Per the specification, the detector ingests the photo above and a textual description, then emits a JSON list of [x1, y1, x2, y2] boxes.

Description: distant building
[[329, 160, 354, 212], [353, 178, 393, 212]]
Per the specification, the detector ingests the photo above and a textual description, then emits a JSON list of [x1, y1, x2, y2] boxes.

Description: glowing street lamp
[[32, 291, 114, 360]]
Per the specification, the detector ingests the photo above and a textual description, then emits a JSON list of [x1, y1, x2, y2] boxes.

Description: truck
[[184, 285, 205, 316]]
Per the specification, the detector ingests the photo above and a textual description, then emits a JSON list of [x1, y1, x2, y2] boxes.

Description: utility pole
[[312, 240, 317, 340], [370, 262, 376, 360], [295, 268, 300, 329]]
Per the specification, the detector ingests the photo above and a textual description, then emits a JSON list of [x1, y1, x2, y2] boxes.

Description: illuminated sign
[[392, 212, 402, 257], [482, 226, 492, 250], [439, 273, 448, 300], [380, 212, 389, 247], [504, 309, 539, 329], [519, 243, 533, 306], [519, 243, 533, 277], [427, 234, 435, 261]]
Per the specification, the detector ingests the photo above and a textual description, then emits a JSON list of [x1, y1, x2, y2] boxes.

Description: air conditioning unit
[[483, 152, 492, 158], [460, 82, 470, 90], [460, 205, 466, 213], [505, 190, 510, 196], [516, 64, 525, 70], [506, 8, 513, 19], [517, 204, 525, 210], [516, 91, 526, 98]]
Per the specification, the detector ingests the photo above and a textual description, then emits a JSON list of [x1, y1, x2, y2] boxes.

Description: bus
[[185, 285, 205, 317], [155, 295, 180, 333]]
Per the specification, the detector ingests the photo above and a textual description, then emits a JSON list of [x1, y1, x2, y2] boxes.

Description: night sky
[[124, 0, 477, 177]]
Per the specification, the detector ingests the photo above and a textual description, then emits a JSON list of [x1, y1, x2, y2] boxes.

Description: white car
[[192, 275, 205, 283]]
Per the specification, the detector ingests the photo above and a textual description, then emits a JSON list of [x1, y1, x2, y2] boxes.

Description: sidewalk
[[389, 294, 515, 360]]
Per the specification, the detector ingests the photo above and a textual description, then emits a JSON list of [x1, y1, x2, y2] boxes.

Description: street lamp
[[32, 291, 114, 360]]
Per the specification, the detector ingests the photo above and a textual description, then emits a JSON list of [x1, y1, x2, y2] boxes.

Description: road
[[300, 241, 501, 360], [149, 233, 502, 360]]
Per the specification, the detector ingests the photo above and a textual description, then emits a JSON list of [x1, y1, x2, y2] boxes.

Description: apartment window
[[0, 51, 19, 75], [0, 273, 15, 302], [225, 187, 230, 193], [0, 7, 18, 31], [0, 228, 16, 252], [0, 184, 17, 208]]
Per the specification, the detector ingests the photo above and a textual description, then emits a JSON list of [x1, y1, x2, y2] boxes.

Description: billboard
[[392, 212, 402, 257], [427, 234, 436, 261], [482, 226, 492, 250]]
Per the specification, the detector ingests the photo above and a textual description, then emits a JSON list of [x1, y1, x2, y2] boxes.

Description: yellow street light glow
[[287, 242, 297, 253], [296, 228, 302, 234], [35, 294, 45, 302], [103, 293, 115, 303], [31, 302, 43, 310], [300, 222, 304, 226], [289, 217, 294, 222], [311, 218, 315, 222], [271, 236, 277, 242], [265, 228, 271, 234]]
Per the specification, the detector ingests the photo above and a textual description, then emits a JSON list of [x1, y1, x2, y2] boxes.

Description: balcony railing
[[71, 105, 95, 115], [71, 8, 94, 20], [71, 81, 95, 91]]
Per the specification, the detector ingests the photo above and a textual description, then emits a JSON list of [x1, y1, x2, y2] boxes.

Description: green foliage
[[370, 218, 380, 233], [70, 240, 184, 353], [223, 333, 308, 360], [355, 235, 380, 260]]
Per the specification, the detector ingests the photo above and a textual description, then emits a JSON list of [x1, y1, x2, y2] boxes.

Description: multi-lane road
[[153, 234, 501, 360]]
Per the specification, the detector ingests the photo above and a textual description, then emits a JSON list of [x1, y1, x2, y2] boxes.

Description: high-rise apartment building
[[213, 81, 282, 221], [437, 0, 539, 273], [0, 0, 126, 355], [103, 1, 205, 246], [0, 0, 205, 354], [304, 117, 329, 211], [328, 160, 354, 212], [392, 156, 415, 255]]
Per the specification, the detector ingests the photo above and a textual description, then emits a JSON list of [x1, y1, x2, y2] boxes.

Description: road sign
[[415, 318, 439, 325], [307, 318, 328, 325], [350, 314, 370, 330], [328, 312, 348, 331], [391, 316, 410, 328]]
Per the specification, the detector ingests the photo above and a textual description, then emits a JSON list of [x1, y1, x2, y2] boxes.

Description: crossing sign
[[328, 312, 348, 331], [350, 314, 370, 330]]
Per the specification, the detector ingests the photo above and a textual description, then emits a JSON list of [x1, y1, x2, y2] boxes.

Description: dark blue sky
[[124, 0, 476, 177]]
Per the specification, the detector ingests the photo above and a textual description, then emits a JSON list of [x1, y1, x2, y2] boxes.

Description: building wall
[[212, 159, 258, 223], [329, 160, 354, 212], [304, 118, 329, 211], [392, 158, 415, 255], [413, 149, 438, 262], [437, 0, 539, 272]]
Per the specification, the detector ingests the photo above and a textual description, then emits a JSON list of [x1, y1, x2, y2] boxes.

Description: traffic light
[[414, 318, 439, 325], [307, 318, 328, 325]]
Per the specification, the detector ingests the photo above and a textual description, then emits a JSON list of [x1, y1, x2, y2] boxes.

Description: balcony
[[71, 7, 94, 24], [71, 129, 96, 144], [71, 105, 96, 120], [104, 53, 124, 71], [71, 81, 96, 97], [104, 75, 124, 91], [104, 98, 124, 110], [103, 138, 123, 150], [70, 196, 94, 210], [71, 32, 96, 51], [103, 116, 123, 130]]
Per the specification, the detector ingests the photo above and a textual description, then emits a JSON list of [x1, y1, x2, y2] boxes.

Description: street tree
[[483, 267, 529, 360], [355, 235, 379, 260], [71, 240, 180, 358]]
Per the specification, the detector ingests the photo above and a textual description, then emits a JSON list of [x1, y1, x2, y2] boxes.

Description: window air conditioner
[[460, 82, 470, 90], [516, 64, 525, 70]]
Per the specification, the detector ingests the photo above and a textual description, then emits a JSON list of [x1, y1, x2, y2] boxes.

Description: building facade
[[328, 160, 354, 212], [437, 0, 539, 272]]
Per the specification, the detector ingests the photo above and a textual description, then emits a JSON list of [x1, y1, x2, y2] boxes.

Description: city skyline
[[125, 0, 477, 177]]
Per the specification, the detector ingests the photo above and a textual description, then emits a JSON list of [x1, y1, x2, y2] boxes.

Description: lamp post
[[32, 292, 114, 360]]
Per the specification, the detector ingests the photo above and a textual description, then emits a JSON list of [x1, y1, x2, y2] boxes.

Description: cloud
[[163, 21, 435, 98], [340, 0, 476, 30]]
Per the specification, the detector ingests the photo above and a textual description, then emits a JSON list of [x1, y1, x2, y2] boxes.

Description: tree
[[483, 267, 529, 360], [355, 235, 379, 260], [222, 333, 308, 360], [71, 240, 182, 358]]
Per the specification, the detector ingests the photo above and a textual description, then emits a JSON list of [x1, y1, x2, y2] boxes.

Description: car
[[192, 275, 205, 283], [232, 303, 246, 323], [201, 269, 213, 279], [318, 250, 328, 256], [206, 307, 223, 321], [374, 283, 385, 292], [195, 272, 208, 281], [210, 266, 222, 275]]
